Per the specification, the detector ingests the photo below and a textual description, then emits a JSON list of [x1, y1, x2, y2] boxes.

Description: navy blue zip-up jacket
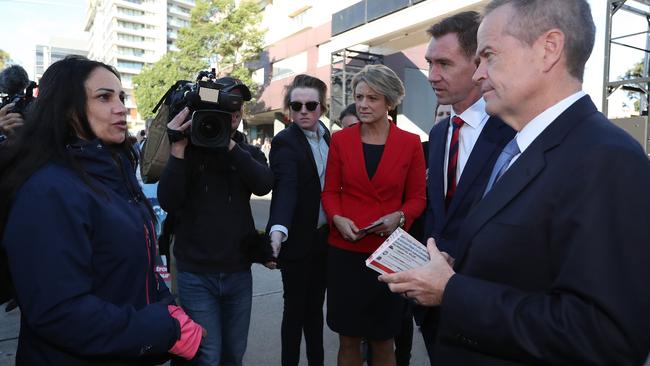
[[2, 139, 179, 365], [157, 131, 273, 273]]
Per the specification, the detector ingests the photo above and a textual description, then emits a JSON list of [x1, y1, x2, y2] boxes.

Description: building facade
[[35, 37, 89, 84], [247, 0, 490, 141], [84, 0, 195, 130]]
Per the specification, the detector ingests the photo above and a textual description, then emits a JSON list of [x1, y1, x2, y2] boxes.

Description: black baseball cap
[[216, 76, 252, 101]]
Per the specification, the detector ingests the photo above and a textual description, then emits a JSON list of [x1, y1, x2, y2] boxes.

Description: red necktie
[[445, 116, 464, 209]]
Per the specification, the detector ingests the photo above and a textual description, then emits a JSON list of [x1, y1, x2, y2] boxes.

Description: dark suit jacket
[[322, 122, 426, 253], [433, 96, 650, 365], [424, 115, 515, 257], [267, 121, 330, 263]]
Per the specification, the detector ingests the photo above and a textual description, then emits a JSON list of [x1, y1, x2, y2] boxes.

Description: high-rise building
[[84, 0, 195, 130], [35, 36, 89, 84]]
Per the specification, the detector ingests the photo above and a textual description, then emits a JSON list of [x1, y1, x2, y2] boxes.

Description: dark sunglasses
[[289, 101, 320, 112]]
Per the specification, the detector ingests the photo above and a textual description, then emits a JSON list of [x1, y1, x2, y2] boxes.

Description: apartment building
[[84, 0, 195, 130], [35, 37, 89, 84]]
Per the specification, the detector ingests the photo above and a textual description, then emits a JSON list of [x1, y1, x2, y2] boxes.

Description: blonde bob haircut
[[351, 64, 405, 110]]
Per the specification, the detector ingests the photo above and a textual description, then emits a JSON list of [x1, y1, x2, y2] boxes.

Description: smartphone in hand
[[357, 221, 383, 236]]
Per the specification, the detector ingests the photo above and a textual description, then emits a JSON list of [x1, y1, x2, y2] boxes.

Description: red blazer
[[322, 122, 426, 253]]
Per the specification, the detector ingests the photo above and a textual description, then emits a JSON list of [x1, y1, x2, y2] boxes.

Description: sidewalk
[[0, 195, 430, 365], [0, 265, 430, 366], [0, 306, 18, 366]]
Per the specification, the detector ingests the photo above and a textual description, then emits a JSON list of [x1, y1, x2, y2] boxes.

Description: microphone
[[0, 65, 29, 96]]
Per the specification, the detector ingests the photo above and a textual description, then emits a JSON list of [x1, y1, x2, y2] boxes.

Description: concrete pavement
[[0, 195, 429, 365], [2, 195, 647, 365]]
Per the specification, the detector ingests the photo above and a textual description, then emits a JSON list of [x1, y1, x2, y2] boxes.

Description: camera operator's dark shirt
[[157, 131, 273, 273]]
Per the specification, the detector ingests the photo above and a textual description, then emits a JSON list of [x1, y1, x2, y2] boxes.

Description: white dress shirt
[[443, 98, 490, 194], [508, 91, 586, 169]]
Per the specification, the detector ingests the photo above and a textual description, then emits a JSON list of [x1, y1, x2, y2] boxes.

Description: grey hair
[[484, 0, 595, 82], [351, 64, 405, 109]]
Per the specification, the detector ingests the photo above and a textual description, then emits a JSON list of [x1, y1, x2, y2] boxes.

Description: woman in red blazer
[[322, 64, 426, 366]]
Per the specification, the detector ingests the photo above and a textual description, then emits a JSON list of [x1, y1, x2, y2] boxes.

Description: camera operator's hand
[[167, 107, 191, 159], [0, 103, 24, 136]]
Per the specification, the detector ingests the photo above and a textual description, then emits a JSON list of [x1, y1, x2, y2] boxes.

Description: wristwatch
[[397, 211, 405, 228]]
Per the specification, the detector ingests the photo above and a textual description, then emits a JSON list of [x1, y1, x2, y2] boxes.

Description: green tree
[[621, 60, 644, 112], [0, 49, 10, 70], [134, 0, 265, 119]]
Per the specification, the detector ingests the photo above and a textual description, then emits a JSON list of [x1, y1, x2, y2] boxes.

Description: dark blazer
[[267, 121, 330, 262], [424, 115, 515, 257], [4, 140, 177, 365], [433, 96, 650, 365], [322, 122, 426, 253]]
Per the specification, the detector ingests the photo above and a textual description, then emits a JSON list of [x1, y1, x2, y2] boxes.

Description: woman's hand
[[332, 215, 361, 242], [167, 107, 191, 159], [367, 211, 402, 238]]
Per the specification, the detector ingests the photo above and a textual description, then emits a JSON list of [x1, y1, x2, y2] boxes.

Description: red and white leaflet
[[365, 228, 430, 275]]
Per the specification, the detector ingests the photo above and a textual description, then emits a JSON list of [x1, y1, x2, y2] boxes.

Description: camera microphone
[[0, 65, 29, 96], [185, 91, 202, 109]]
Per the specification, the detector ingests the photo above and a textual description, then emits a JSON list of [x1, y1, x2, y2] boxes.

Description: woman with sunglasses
[[266, 74, 331, 366], [322, 64, 426, 366]]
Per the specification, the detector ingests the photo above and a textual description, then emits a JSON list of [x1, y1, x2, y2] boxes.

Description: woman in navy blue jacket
[[0, 56, 203, 365]]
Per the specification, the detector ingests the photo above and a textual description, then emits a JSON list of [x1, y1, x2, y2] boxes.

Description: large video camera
[[167, 69, 251, 149], [1, 81, 37, 115], [0, 65, 36, 115]]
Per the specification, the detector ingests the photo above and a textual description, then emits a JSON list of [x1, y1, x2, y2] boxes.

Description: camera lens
[[198, 119, 221, 139]]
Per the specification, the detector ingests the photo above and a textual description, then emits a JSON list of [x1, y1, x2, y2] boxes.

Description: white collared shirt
[[443, 98, 490, 193], [270, 123, 329, 241], [508, 91, 586, 168]]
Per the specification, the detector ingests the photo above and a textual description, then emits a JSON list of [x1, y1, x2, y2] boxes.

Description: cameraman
[[0, 65, 30, 143], [157, 76, 273, 365]]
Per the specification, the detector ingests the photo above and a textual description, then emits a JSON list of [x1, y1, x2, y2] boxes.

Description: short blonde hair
[[351, 65, 405, 109]]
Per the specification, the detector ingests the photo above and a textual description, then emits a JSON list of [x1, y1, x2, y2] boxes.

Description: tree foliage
[[134, 0, 265, 119], [621, 60, 644, 112], [0, 49, 10, 70]]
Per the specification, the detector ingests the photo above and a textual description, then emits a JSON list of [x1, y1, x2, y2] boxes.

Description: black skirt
[[326, 245, 405, 340]]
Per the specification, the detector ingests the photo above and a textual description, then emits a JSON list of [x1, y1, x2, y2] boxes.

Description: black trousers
[[419, 309, 440, 365], [279, 227, 328, 366]]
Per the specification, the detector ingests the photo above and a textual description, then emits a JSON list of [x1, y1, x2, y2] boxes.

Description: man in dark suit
[[381, 1, 650, 365], [418, 10, 514, 360], [266, 75, 330, 366]]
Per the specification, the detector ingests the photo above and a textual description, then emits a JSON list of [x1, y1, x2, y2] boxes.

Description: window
[[118, 33, 145, 42], [117, 7, 145, 16], [118, 46, 145, 57], [272, 52, 308, 81], [118, 20, 144, 30], [117, 60, 144, 71], [118, 20, 155, 30]]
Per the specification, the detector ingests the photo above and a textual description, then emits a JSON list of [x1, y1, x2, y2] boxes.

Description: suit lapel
[[349, 123, 382, 200], [445, 117, 510, 219], [322, 121, 331, 146], [429, 118, 450, 228], [453, 144, 546, 266], [453, 95, 596, 268], [291, 123, 318, 175]]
